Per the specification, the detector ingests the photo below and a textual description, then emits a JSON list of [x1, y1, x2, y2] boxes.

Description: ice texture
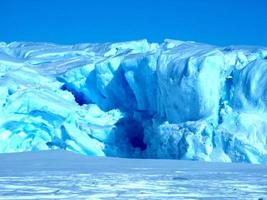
[[0, 40, 266, 163]]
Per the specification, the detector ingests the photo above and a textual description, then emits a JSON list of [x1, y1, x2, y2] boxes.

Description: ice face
[[0, 40, 266, 163]]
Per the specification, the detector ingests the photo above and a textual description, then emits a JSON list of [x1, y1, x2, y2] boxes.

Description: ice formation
[[0, 40, 266, 163]]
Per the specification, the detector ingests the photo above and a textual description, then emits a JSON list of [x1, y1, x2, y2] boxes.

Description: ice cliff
[[0, 39, 266, 163]]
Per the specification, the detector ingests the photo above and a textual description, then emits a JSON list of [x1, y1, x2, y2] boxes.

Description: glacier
[[0, 39, 266, 164]]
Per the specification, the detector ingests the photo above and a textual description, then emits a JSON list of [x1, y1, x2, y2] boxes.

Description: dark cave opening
[[115, 117, 147, 152], [130, 136, 147, 151]]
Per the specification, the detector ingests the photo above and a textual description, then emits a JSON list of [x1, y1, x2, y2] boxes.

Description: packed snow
[[0, 40, 267, 163], [0, 150, 266, 199]]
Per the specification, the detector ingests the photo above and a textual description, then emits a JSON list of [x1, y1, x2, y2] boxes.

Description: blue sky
[[1, 0, 267, 46]]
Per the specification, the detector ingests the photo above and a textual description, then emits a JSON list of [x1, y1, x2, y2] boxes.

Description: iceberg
[[0, 39, 266, 163]]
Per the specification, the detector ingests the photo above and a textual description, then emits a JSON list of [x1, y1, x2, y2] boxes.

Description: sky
[[1, 0, 267, 46]]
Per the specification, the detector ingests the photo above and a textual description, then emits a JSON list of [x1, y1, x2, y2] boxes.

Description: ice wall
[[0, 40, 266, 163]]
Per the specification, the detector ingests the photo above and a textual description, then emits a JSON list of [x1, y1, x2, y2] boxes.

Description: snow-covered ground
[[0, 150, 266, 199]]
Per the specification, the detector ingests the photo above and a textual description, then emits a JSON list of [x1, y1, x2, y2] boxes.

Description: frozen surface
[[0, 150, 266, 199], [0, 40, 267, 163]]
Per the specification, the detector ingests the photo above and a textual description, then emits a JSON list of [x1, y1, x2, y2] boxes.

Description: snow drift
[[0, 39, 266, 163]]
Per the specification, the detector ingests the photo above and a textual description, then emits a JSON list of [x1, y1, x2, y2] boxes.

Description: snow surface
[[0, 40, 267, 163], [0, 150, 266, 199]]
